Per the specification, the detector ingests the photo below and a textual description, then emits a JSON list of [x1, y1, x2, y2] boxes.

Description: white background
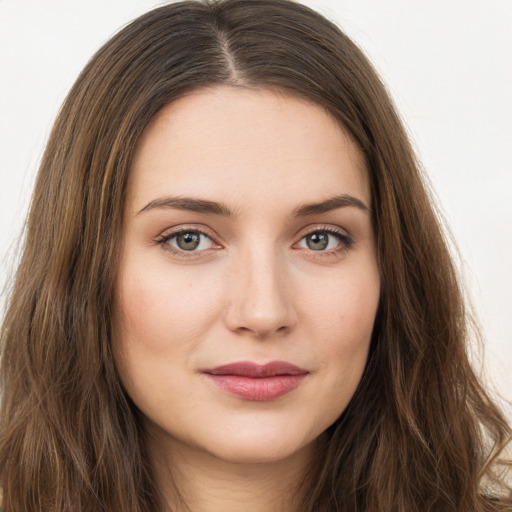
[[1, 0, 511, 415]]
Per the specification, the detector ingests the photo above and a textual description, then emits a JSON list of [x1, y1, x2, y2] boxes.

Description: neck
[[145, 427, 316, 512]]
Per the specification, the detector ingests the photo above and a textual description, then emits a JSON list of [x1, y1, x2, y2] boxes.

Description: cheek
[[302, 267, 379, 395], [307, 268, 379, 344], [112, 261, 225, 413], [114, 261, 223, 354]]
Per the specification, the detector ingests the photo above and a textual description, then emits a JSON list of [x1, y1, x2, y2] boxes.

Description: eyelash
[[155, 225, 354, 259], [155, 226, 218, 259], [297, 225, 354, 256]]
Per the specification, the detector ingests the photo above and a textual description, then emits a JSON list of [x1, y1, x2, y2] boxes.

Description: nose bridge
[[225, 241, 296, 337]]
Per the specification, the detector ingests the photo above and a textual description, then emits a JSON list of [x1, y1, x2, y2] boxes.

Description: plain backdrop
[[1, 0, 511, 415]]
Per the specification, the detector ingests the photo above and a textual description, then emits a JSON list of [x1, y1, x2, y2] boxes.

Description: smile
[[202, 361, 309, 401]]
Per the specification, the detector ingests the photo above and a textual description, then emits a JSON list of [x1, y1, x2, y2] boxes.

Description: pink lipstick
[[203, 361, 308, 401]]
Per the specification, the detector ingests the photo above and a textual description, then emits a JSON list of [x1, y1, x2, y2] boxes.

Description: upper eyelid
[[294, 223, 351, 239], [301, 226, 345, 234], [155, 229, 221, 256], [157, 224, 218, 241], [155, 228, 220, 258], [155, 223, 352, 246]]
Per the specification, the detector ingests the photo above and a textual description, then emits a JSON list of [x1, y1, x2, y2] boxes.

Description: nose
[[224, 246, 297, 338]]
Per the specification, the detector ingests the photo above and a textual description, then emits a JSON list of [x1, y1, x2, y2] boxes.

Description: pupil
[[177, 232, 200, 250], [307, 232, 328, 250]]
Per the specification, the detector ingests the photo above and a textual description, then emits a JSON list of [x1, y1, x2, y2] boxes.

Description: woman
[[0, 0, 510, 510]]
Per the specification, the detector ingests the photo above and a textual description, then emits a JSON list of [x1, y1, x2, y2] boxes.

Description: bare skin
[[114, 86, 380, 511], [148, 424, 316, 511]]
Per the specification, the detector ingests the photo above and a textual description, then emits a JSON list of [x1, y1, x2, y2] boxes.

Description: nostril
[[234, 324, 290, 338], [224, 264, 297, 337]]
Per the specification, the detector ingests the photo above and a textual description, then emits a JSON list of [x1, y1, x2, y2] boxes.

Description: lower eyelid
[[297, 228, 353, 247], [155, 226, 353, 256], [170, 232, 214, 250]]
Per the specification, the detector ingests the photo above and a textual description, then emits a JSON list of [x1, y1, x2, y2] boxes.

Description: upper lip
[[203, 361, 308, 378]]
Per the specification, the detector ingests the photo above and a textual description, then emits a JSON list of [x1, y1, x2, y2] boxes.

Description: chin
[[193, 426, 319, 466]]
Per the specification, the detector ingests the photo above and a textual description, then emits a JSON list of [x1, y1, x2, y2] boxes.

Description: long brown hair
[[1, 1, 510, 510]]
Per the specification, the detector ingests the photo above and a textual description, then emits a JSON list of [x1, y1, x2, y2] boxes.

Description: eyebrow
[[138, 197, 233, 216], [137, 194, 370, 217], [293, 194, 371, 216]]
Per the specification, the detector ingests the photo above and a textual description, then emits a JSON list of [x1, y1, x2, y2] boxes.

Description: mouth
[[202, 361, 309, 401]]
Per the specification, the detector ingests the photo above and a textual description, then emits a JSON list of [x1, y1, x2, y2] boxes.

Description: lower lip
[[205, 374, 306, 401]]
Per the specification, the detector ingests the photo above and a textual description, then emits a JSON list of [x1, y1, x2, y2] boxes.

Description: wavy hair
[[1, 1, 510, 510]]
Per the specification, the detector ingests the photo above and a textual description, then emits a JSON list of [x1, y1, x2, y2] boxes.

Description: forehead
[[127, 86, 369, 214]]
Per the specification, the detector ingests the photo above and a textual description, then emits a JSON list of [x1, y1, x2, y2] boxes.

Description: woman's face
[[114, 87, 380, 465]]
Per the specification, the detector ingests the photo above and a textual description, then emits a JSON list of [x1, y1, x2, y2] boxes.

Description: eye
[[296, 229, 352, 252], [158, 229, 216, 252]]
